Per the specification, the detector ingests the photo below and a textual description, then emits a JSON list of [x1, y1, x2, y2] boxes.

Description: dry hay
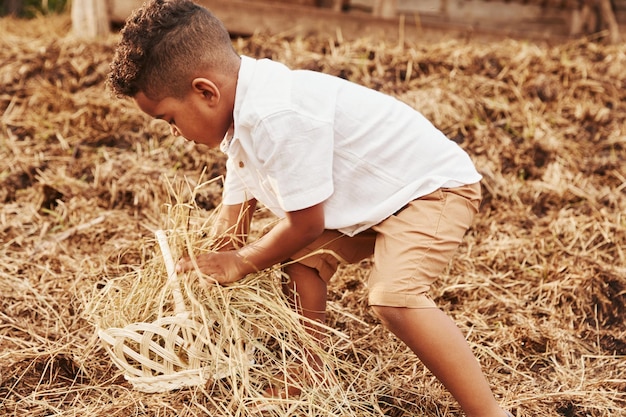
[[1, 13, 625, 417], [86, 180, 394, 415]]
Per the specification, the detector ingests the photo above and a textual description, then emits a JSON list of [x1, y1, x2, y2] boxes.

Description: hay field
[[1, 13, 625, 417]]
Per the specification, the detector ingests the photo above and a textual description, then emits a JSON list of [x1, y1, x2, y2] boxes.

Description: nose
[[170, 124, 181, 137]]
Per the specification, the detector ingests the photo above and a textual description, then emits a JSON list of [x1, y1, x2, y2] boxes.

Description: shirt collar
[[220, 55, 256, 153]]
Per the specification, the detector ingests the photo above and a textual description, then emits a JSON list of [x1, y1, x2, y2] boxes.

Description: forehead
[[134, 91, 184, 121]]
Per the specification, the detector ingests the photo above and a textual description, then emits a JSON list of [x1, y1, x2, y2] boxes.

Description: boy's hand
[[176, 202, 326, 286], [176, 251, 253, 285]]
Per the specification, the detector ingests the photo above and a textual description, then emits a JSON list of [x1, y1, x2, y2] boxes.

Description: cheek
[[191, 108, 211, 131], [181, 113, 203, 136]]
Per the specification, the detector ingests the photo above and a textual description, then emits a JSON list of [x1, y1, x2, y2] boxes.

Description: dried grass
[[1, 13, 624, 417], [86, 183, 402, 415]]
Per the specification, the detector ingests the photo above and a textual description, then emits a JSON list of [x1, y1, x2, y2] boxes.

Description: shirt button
[[238, 161, 244, 168]]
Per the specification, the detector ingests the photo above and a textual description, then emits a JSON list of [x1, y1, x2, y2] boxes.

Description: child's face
[[134, 85, 232, 148]]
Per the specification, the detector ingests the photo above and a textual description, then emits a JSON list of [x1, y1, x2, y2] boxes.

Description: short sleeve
[[222, 155, 249, 205], [253, 112, 334, 211]]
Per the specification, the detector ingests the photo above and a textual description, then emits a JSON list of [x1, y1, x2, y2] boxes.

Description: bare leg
[[280, 262, 329, 376], [260, 263, 331, 398], [282, 262, 328, 336], [372, 306, 506, 417]]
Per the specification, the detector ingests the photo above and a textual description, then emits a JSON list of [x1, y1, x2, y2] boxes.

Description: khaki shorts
[[289, 182, 482, 308]]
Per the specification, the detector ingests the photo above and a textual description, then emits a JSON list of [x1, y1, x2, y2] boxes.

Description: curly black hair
[[107, 0, 238, 100]]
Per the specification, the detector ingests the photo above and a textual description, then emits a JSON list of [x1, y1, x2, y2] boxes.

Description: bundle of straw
[[96, 229, 251, 393], [87, 179, 392, 415]]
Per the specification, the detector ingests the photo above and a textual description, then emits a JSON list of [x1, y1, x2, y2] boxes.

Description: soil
[[0, 12, 624, 417]]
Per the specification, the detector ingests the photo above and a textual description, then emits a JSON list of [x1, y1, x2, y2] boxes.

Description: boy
[[108, 1, 511, 416]]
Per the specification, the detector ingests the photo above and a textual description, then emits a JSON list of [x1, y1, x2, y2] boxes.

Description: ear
[[191, 78, 220, 106]]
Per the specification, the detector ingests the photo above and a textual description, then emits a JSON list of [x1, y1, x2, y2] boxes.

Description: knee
[[282, 261, 299, 278], [371, 305, 403, 328], [283, 262, 316, 282], [282, 262, 326, 291]]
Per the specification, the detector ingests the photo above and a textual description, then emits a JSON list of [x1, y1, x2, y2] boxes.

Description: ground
[[0, 13, 624, 417]]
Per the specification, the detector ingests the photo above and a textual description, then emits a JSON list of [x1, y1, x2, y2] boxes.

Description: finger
[[199, 274, 220, 288], [206, 274, 219, 284], [176, 257, 191, 273]]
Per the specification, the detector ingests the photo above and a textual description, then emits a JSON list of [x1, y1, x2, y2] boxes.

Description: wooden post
[[570, 0, 620, 44], [71, 0, 110, 38], [373, 0, 397, 18], [5, 0, 23, 16], [597, 0, 621, 43]]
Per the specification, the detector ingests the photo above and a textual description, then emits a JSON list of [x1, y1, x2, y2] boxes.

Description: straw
[[1, 12, 624, 417]]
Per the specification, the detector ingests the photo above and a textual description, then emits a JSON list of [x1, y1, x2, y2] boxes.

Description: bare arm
[[176, 201, 325, 284], [236, 202, 325, 274]]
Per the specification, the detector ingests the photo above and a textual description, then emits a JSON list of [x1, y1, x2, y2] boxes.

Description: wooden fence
[[70, 0, 621, 42]]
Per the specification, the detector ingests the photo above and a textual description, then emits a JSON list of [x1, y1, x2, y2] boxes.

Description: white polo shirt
[[221, 56, 482, 236]]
